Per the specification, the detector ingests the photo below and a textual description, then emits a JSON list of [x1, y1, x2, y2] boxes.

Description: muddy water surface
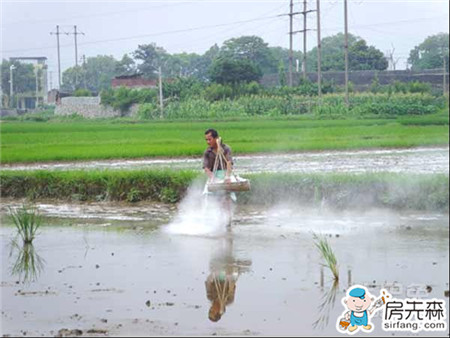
[[1, 200, 448, 336], [1, 146, 448, 174]]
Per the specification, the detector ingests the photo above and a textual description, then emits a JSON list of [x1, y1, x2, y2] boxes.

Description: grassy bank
[[1, 170, 448, 212], [1, 114, 448, 163], [0, 170, 197, 203]]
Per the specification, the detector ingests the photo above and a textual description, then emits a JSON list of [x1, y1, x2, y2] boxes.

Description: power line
[[330, 15, 447, 30], [1, 14, 282, 54], [166, 2, 287, 52], [3, 3, 188, 26], [170, 16, 283, 53]]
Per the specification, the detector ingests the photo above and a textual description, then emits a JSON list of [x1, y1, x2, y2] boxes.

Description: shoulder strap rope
[[212, 137, 231, 179]]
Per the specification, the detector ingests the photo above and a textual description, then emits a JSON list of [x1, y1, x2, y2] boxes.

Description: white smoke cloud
[[164, 178, 232, 236]]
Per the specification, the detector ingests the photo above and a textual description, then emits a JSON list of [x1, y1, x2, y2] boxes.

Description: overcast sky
[[1, 0, 449, 88]]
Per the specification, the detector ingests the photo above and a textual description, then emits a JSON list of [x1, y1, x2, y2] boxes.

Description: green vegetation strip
[[1, 170, 448, 212], [1, 115, 448, 163]]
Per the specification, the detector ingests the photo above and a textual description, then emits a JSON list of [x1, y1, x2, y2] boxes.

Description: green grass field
[[1, 114, 448, 163], [1, 169, 448, 211]]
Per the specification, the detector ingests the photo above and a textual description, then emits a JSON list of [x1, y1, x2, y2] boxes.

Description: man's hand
[[205, 168, 214, 182]]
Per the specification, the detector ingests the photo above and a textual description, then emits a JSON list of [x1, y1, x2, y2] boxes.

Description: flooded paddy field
[[1, 146, 448, 175], [1, 199, 448, 336]]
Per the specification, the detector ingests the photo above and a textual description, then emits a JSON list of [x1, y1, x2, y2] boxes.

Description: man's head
[[344, 287, 373, 312], [208, 299, 224, 322], [205, 128, 219, 148]]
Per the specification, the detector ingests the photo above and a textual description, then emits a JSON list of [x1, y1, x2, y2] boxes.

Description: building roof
[[10, 57, 48, 61], [114, 73, 144, 79], [111, 77, 158, 88]]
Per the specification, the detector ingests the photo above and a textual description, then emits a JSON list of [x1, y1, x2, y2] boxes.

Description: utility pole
[[50, 25, 62, 89], [290, 1, 316, 80], [316, 0, 322, 100], [344, 0, 349, 107], [67, 25, 84, 87], [301, 0, 316, 79], [82, 55, 87, 89], [302, 0, 307, 79], [284, 1, 310, 86], [444, 55, 447, 97], [69, 25, 85, 67], [288, 0, 294, 87], [35, 67, 39, 108], [386, 45, 400, 71], [9, 64, 16, 108], [159, 66, 164, 118], [74, 26, 81, 67], [49, 70, 53, 91]]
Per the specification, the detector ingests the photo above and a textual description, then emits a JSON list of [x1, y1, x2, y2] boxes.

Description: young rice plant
[[9, 205, 41, 244], [313, 233, 339, 281]]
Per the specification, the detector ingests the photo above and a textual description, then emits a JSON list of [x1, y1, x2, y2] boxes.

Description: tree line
[[1, 32, 448, 96]]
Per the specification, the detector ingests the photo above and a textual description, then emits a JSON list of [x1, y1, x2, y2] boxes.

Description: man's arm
[[203, 149, 214, 182]]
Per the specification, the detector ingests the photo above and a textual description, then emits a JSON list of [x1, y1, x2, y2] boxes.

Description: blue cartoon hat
[[349, 287, 366, 299]]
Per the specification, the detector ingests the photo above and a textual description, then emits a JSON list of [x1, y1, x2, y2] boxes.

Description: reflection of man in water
[[205, 266, 237, 322], [203, 128, 235, 227], [205, 233, 251, 322]]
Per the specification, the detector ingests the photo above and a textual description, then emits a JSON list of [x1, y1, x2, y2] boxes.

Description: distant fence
[[262, 69, 449, 91]]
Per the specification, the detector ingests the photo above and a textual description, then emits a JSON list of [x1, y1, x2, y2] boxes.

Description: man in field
[[203, 128, 235, 226]]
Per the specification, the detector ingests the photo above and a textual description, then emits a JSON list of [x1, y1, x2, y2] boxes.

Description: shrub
[[163, 77, 205, 100], [100, 88, 115, 106], [73, 88, 92, 97], [114, 87, 136, 113], [408, 81, 431, 94], [127, 188, 142, 202], [204, 83, 234, 102], [137, 103, 159, 120], [136, 88, 158, 103]]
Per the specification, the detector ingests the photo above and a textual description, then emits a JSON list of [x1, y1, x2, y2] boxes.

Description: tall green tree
[[165, 44, 220, 81], [133, 43, 169, 79], [209, 58, 262, 84], [306, 33, 388, 71], [163, 52, 204, 78], [196, 44, 220, 81], [269, 46, 302, 74], [61, 66, 83, 92], [115, 54, 137, 76], [408, 33, 449, 71], [62, 55, 118, 92], [278, 60, 286, 87], [348, 39, 388, 70], [219, 36, 278, 75], [1, 59, 36, 96]]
